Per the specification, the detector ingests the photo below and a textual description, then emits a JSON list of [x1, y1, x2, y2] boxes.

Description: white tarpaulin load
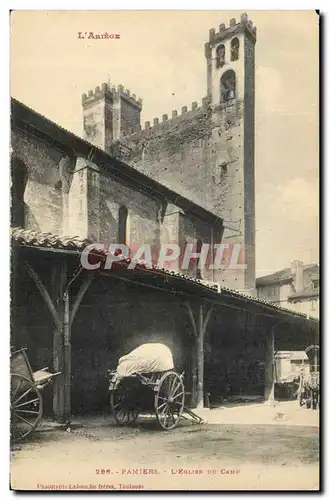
[[116, 343, 174, 378]]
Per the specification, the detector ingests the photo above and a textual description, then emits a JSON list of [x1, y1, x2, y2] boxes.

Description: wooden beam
[[20, 245, 81, 255], [184, 301, 197, 338], [203, 306, 214, 335], [98, 270, 313, 321], [25, 262, 61, 331], [70, 274, 94, 326]]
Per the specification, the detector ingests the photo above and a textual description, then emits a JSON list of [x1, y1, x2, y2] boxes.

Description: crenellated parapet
[[121, 96, 210, 139], [207, 12, 256, 48], [82, 81, 143, 110]]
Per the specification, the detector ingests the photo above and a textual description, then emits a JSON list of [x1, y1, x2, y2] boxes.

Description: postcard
[[10, 10, 319, 491]]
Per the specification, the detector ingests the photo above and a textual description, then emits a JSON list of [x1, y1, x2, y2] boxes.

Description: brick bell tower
[[204, 13, 256, 293], [82, 82, 142, 152]]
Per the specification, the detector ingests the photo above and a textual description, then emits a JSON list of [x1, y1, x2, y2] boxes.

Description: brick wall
[[123, 106, 214, 212], [83, 100, 106, 149], [120, 97, 141, 137]]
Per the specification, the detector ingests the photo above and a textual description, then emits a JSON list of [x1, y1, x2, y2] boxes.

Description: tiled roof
[[275, 351, 309, 361], [256, 267, 293, 285], [11, 227, 91, 251], [289, 288, 319, 300], [256, 263, 319, 286], [218, 286, 318, 319], [11, 227, 319, 322], [310, 271, 320, 281], [11, 227, 219, 290]]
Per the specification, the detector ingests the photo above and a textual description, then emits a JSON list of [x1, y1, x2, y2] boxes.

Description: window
[[313, 280, 319, 291], [220, 70, 236, 103], [231, 38, 239, 61], [11, 156, 28, 227], [118, 205, 128, 245], [216, 44, 225, 69]]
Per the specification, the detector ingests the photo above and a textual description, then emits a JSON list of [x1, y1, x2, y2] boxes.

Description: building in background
[[256, 261, 320, 318], [275, 350, 310, 383]]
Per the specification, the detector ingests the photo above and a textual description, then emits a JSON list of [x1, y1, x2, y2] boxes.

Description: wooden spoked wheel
[[154, 371, 185, 430], [11, 374, 43, 442], [110, 382, 139, 426]]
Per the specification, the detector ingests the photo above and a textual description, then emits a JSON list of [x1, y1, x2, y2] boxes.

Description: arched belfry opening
[[11, 155, 28, 227], [220, 69, 236, 103], [231, 38, 240, 61], [216, 44, 225, 69]]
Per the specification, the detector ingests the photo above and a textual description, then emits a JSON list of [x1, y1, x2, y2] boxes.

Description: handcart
[[108, 343, 204, 430], [10, 348, 61, 442]]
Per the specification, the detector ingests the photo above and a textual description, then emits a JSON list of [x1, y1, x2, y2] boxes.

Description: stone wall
[[11, 130, 63, 234], [98, 174, 162, 251]]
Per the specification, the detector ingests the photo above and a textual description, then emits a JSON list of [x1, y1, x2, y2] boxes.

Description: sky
[[10, 10, 319, 276]]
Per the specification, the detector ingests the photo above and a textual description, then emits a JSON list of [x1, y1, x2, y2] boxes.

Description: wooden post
[[63, 291, 71, 424], [51, 261, 67, 422], [185, 301, 198, 407], [314, 350, 318, 373], [264, 329, 275, 401], [196, 304, 204, 409], [191, 350, 197, 408], [25, 261, 92, 424], [185, 301, 213, 409], [25, 261, 64, 420], [70, 274, 94, 326]]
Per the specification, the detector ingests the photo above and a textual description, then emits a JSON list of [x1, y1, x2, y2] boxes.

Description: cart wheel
[[155, 371, 185, 430], [110, 382, 139, 426], [11, 374, 43, 442]]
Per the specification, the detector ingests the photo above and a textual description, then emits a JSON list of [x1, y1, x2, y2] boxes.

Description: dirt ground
[[10, 410, 319, 491]]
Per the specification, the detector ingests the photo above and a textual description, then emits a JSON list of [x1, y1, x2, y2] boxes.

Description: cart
[[108, 344, 204, 430], [298, 345, 320, 410], [10, 348, 61, 442]]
